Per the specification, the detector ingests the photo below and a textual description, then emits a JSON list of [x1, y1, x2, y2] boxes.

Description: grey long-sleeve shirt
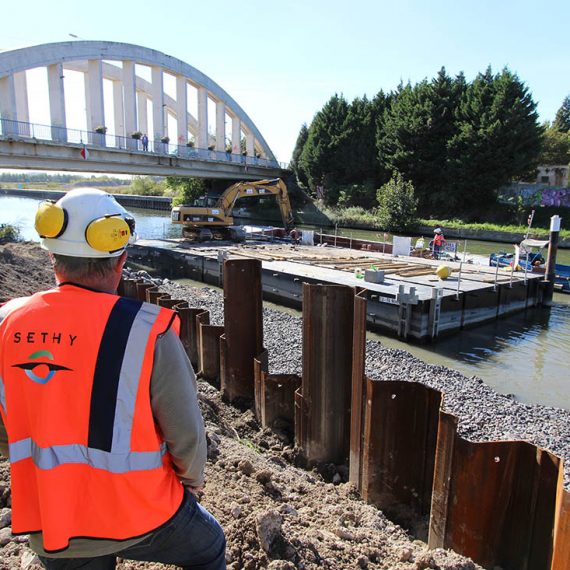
[[0, 326, 207, 558]]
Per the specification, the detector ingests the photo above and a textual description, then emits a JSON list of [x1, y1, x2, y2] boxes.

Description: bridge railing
[[0, 118, 288, 170]]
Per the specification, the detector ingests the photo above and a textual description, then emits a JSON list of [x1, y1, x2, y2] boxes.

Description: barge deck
[[127, 239, 546, 341]]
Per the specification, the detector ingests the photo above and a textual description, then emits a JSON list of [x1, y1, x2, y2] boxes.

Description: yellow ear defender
[[35, 201, 68, 239], [85, 215, 131, 253]]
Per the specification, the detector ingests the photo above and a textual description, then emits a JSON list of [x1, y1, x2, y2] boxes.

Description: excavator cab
[[191, 196, 219, 208]]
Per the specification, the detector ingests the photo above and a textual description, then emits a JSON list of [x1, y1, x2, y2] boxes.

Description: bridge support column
[[123, 61, 137, 150], [85, 60, 105, 146], [0, 75, 18, 136], [14, 72, 30, 136], [137, 91, 148, 136], [176, 76, 188, 149], [246, 132, 254, 157], [197, 87, 208, 149], [216, 101, 226, 152], [231, 115, 241, 156], [47, 64, 67, 143], [113, 80, 125, 145], [151, 66, 165, 148]]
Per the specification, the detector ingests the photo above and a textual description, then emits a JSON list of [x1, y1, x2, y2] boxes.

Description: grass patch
[[420, 218, 570, 239], [238, 438, 263, 454]]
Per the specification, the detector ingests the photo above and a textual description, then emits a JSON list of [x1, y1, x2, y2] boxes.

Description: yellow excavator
[[171, 178, 294, 241]]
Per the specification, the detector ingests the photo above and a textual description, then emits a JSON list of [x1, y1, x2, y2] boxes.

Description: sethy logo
[[12, 350, 72, 384]]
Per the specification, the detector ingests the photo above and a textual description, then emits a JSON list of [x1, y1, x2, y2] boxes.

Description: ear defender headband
[[35, 201, 68, 239], [35, 200, 133, 253]]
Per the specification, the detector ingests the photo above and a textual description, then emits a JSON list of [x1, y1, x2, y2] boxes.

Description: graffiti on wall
[[499, 184, 570, 208]]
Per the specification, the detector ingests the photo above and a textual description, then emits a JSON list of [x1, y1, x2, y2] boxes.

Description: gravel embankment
[[159, 278, 570, 489]]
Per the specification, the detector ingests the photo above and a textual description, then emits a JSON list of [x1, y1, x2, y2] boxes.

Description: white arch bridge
[[0, 41, 285, 179]]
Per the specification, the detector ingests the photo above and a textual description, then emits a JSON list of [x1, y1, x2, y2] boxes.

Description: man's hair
[[52, 254, 121, 281]]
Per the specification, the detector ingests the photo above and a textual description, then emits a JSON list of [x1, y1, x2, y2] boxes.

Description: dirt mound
[[0, 242, 479, 570]]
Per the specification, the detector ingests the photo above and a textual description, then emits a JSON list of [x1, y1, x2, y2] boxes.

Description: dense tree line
[[291, 67, 563, 219]]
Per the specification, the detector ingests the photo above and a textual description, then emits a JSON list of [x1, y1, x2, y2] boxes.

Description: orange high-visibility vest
[[0, 284, 184, 553]]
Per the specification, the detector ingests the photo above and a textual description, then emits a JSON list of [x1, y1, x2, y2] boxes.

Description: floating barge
[[127, 236, 548, 342]]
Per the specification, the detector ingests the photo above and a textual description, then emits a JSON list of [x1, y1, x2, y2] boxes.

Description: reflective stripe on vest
[[9, 438, 166, 473], [8, 297, 165, 473], [0, 374, 6, 417]]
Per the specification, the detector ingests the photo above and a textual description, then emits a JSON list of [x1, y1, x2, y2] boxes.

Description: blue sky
[[2, 0, 569, 163]]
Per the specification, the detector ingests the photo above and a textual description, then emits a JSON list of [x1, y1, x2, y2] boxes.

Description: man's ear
[[115, 251, 128, 274]]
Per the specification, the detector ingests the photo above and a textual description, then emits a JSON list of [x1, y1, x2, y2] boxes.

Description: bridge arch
[[0, 41, 275, 160]]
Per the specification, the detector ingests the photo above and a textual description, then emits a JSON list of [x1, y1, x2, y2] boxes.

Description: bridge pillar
[[246, 132, 254, 157], [123, 61, 137, 150], [176, 75, 188, 148], [137, 91, 148, 136], [85, 60, 105, 146], [113, 80, 124, 143], [0, 74, 18, 136], [14, 72, 30, 136], [197, 86, 208, 149], [216, 101, 226, 152], [47, 64, 67, 143], [231, 115, 241, 155], [151, 66, 165, 147]]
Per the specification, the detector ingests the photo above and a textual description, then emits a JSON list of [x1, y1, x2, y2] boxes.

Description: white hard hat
[[434, 227, 442, 234], [35, 188, 136, 258]]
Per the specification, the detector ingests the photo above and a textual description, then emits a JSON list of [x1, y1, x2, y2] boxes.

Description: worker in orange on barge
[[430, 227, 446, 259], [0, 188, 226, 569]]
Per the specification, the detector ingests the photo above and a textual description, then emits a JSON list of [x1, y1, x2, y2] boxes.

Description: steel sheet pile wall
[[220, 259, 264, 404], [429, 413, 559, 568], [295, 284, 354, 465], [350, 290, 570, 570], [119, 275, 570, 569]]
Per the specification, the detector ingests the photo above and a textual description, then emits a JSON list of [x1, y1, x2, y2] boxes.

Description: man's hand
[[187, 485, 204, 496]]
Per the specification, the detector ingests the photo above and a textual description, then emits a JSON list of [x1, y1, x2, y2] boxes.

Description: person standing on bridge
[[0, 188, 226, 569]]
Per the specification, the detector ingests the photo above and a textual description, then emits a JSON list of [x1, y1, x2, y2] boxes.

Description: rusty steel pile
[[120, 258, 570, 570]]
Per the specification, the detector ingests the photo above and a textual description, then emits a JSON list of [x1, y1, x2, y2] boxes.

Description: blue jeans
[[38, 491, 226, 570]]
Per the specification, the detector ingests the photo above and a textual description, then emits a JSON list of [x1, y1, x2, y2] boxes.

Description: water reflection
[[377, 296, 570, 408]]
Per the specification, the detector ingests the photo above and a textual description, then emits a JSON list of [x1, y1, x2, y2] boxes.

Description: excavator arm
[[171, 178, 294, 241], [216, 179, 294, 230]]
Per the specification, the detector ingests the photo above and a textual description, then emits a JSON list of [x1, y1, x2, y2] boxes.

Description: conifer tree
[[449, 67, 542, 215], [553, 95, 570, 132], [299, 94, 350, 202], [290, 123, 309, 188]]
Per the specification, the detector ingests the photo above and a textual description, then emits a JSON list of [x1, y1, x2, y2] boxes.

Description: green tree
[[298, 94, 350, 203], [167, 177, 208, 206], [378, 69, 463, 215], [448, 67, 543, 216], [376, 172, 418, 231], [553, 95, 570, 132], [340, 95, 378, 185], [130, 176, 164, 196], [539, 124, 570, 164], [290, 123, 309, 188]]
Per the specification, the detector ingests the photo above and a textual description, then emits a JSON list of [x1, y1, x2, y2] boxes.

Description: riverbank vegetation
[[320, 206, 570, 239], [0, 223, 20, 243], [290, 66, 570, 225]]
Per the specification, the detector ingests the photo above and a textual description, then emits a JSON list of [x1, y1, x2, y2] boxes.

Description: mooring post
[[544, 215, 561, 306]]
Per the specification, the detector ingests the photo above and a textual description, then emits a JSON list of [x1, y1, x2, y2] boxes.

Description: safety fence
[[118, 259, 570, 570]]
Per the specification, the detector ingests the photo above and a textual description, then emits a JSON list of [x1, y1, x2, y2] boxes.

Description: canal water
[[2, 195, 569, 410]]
